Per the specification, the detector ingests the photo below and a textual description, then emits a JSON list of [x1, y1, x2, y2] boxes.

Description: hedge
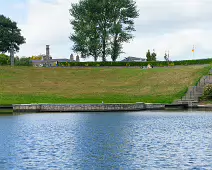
[[58, 58, 212, 67]]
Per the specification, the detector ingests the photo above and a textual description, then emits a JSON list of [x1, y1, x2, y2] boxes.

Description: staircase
[[174, 70, 212, 106]]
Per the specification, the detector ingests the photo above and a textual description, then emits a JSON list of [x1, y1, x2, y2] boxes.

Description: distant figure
[[147, 64, 152, 69], [56, 61, 58, 67], [102, 101, 104, 104]]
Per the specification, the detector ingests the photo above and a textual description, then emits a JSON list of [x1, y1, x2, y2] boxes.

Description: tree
[[146, 49, 151, 61], [69, 0, 139, 62], [70, 0, 101, 61], [0, 15, 25, 53], [146, 49, 157, 61], [109, 0, 139, 61], [151, 49, 157, 61], [15, 56, 32, 66], [164, 51, 170, 65], [31, 55, 43, 60]]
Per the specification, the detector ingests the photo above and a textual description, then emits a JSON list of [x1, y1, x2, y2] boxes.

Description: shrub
[[0, 54, 10, 65], [169, 62, 175, 66], [126, 63, 130, 67], [204, 85, 212, 98]]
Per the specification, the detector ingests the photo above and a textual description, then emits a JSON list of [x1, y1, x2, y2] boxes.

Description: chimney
[[46, 45, 50, 60]]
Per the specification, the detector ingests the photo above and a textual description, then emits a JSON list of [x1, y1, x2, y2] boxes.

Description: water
[[0, 111, 212, 169]]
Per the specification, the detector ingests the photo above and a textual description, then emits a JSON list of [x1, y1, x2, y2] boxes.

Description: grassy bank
[[0, 65, 210, 105]]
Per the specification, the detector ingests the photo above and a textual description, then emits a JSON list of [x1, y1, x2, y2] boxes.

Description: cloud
[[16, 0, 212, 61], [123, 0, 212, 60], [19, 0, 75, 58]]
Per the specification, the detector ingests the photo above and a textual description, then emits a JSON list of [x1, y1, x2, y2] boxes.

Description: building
[[31, 59, 70, 67], [31, 45, 73, 67], [121, 57, 146, 62]]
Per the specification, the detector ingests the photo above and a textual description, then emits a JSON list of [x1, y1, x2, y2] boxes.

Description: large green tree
[[70, 0, 139, 62], [70, 0, 101, 61], [109, 0, 139, 61], [0, 15, 25, 54]]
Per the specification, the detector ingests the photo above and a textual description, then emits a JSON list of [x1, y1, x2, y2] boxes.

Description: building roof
[[121, 57, 146, 62], [31, 59, 70, 63]]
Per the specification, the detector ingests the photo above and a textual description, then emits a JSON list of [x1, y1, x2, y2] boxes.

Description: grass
[[0, 65, 210, 105]]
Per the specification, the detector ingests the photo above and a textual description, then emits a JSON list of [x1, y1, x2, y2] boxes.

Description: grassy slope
[[0, 66, 210, 105]]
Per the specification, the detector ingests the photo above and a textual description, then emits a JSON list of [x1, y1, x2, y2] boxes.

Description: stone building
[[31, 45, 72, 67]]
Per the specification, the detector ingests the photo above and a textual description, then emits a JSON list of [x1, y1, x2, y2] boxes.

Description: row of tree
[[70, 0, 139, 62]]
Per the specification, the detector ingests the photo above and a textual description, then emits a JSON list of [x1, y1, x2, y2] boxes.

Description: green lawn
[[0, 65, 210, 105]]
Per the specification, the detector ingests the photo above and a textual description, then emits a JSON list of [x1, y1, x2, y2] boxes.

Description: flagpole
[[192, 45, 195, 59]]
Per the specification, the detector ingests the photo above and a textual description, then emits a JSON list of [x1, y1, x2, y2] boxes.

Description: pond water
[[0, 111, 212, 169]]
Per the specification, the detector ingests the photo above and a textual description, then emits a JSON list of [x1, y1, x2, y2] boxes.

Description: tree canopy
[[0, 15, 25, 53], [70, 0, 139, 62]]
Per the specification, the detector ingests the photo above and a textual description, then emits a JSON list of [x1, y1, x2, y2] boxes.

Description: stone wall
[[13, 103, 146, 113], [145, 104, 165, 110]]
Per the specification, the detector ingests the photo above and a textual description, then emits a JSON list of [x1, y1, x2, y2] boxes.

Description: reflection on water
[[0, 111, 212, 169]]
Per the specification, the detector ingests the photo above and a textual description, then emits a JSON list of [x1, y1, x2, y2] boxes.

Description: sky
[[1, 0, 212, 61]]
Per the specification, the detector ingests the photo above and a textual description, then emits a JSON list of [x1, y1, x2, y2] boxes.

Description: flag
[[192, 45, 195, 53]]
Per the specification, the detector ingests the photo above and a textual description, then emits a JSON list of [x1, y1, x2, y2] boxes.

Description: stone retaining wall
[[145, 104, 165, 110], [13, 103, 146, 113]]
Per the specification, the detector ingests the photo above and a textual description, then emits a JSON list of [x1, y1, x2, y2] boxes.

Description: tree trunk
[[102, 39, 106, 62], [111, 33, 119, 62]]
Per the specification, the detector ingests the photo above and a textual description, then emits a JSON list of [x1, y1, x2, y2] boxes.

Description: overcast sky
[[1, 0, 212, 61]]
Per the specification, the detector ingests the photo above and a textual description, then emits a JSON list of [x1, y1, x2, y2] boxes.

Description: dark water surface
[[0, 111, 212, 169]]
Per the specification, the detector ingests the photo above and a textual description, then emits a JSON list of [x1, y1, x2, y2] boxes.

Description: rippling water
[[0, 111, 212, 169]]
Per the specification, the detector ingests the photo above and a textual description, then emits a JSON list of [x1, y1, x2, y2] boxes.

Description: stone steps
[[174, 69, 212, 106]]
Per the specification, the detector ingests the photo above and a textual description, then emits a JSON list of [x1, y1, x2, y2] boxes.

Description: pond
[[0, 111, 212, 169]]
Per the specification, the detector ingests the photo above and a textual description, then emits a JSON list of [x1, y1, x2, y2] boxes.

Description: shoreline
[[12, 103, 185, 113], [2, 103, 212, 113]]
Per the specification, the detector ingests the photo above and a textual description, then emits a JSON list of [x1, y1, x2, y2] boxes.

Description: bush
[[0, 54, 10, 65], [204, 85, 212, 98], [169, 62, 175, 66], [126, 63, 130, 67]]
